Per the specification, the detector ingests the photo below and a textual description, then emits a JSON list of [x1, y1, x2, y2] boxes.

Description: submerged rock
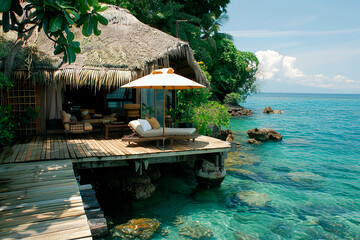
[[247, 138, 261, 144], [234, 231, 259, 240], [179, 221, 213, 239], [247, 128, 283, 141], [318, 218, 349, 238], [112, 218, 160, 239], [236, 190, 270, 207], [263, 106, 283, 114], [288, 172, 322, 183], [227, 168, 255, 176], [225, 151, 260, 167]]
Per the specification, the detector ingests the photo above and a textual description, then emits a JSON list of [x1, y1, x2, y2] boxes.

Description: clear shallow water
[[108, 93, 360, 239]]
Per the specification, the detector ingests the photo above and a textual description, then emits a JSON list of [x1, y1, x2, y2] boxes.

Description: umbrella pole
[[163, 87, 165, 149]]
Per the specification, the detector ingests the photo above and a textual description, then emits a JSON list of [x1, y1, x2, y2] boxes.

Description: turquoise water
[[108, 93, 360, 239]]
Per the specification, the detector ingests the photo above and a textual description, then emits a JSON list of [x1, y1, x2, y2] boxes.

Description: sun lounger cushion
[[146, 117, 161, 129], [129, 120, 196, 137], [138, 119, 152, 131]]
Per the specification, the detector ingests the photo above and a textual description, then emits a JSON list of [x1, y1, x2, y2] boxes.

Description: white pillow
[[138, 119, 152, 131]]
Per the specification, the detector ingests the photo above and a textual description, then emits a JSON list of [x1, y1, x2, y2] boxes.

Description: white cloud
[[255, 50, 304, 80], [283, 56, 304, 78], [255, 50, 360, 91]]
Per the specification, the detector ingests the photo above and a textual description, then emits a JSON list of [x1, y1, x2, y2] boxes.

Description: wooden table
[[103, 122, 128, 139]]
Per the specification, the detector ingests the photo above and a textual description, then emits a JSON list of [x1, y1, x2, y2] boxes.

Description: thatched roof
[[9, 5, 209, 90]]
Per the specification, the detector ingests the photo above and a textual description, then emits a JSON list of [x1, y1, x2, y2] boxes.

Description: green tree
[[206, 34, 259, 102], [0, 0, 109, 71]]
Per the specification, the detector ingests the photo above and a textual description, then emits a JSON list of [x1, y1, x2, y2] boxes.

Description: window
[[106, 88, 134, 112]]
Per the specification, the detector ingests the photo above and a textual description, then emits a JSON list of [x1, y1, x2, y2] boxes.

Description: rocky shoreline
[[227, 105, 253, 116]]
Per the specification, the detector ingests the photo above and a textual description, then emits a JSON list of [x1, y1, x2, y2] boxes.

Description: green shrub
[[177, 88, 211, 123], [0, 105, 14, 148], [224, 92, 243, 105], [192, 101, 230, 135]]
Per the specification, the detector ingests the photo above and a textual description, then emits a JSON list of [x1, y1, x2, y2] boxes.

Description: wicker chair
[[124, 104, 141, 123], [61, 110, 93, 134]]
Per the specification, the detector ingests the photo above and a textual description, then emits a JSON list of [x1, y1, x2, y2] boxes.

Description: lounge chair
[[122, 119, 197, 145]]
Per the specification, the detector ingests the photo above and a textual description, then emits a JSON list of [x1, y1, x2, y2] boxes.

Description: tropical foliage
[[192, 101, 230, 135], [0, 0, 109, 64], [0, 105, 14, 148], [224, 92, 243, 106], [175, 88, 229, 135]]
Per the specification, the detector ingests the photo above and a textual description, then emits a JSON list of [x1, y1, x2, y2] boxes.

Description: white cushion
[[138, 119, 152, 131], [129, 120, 195, 137]]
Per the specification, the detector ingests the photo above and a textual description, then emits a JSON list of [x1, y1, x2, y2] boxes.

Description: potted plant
[[142, 103, 154, 118]]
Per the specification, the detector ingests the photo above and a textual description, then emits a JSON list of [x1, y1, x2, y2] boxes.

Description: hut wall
[[6, 79, 41, 135]]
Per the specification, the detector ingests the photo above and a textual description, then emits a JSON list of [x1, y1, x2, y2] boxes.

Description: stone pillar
[[194, 153, 226, 188]]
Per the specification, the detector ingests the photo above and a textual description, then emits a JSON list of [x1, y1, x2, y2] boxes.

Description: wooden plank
[[1, 206, 86, 228], [67, 136, 84, 158], [0, 160, 91, 240], [45, 136, 51, 160], [99, 139, 125, 156], [40, 136, 47, 160], [50, 136, 55, 159], [61, 136, 70, 159], [29, 136, 41, 161], [76, 137, 93, 158], [0, 215, 91, 239], [24, 137, 36, 161], [72, 136, 87, 158], [6, 141, 21, 164], [65, 137, 77, 159], [83, 136, 107, 157], [92, 135, 114, 156], [13, 139, 28, 163]]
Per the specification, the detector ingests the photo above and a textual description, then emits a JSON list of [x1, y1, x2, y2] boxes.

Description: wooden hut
[[0, 5, 209, 134]]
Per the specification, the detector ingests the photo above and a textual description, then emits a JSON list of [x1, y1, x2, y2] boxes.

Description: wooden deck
[[0, 160, 92, 240], [1, 135, 231, 164]]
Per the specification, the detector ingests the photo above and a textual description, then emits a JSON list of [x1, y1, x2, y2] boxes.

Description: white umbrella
[[122, 68, 205, 145]]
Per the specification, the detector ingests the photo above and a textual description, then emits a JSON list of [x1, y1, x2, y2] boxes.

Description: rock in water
[[263, 106, 273, 113], [263, 106, 282, 114], [226, 133, 234, 142], [112, 218, 160, 239], [236, 190, 270, 207], [247, 128, 282, 141], [219, 129, 232, 141], [228, 105, 253, 116]]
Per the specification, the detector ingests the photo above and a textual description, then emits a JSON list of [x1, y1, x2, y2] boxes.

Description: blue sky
[[221, 0, 360, 93]]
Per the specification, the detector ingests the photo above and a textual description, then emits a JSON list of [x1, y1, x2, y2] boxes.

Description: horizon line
[[224, 28, 360, 38], [254, 91, 360, 95]]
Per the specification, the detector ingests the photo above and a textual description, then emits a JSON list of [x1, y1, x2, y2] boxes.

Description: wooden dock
[[1, 135, 231, 164], [0, 160, 92, 240]]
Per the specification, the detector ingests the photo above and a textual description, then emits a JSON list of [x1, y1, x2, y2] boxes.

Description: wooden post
[[163, 87, 165, 148]]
